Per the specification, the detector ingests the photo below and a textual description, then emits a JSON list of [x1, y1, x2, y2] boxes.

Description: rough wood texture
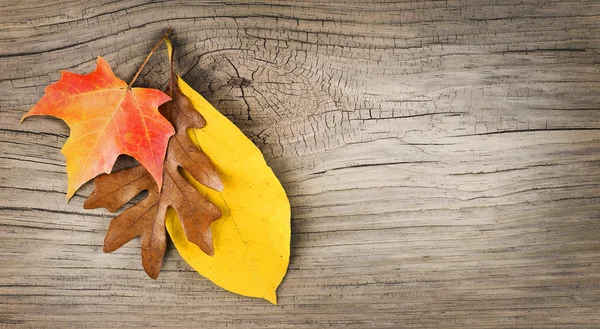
[[1, 1, 600, 328]]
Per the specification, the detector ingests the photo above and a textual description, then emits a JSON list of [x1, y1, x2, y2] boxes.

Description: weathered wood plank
[[1, 0, 600, 328]]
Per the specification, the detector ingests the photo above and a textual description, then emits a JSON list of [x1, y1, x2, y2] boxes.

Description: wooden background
[[1, 0, 600, 328]]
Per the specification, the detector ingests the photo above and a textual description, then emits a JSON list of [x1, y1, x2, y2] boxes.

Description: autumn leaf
[[21, 56, 174, 200], [84, 67, 224, 279], [165, 70, 290, 304]]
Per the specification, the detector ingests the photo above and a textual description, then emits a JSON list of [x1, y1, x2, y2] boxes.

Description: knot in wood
[[228, 77, 252, 88]]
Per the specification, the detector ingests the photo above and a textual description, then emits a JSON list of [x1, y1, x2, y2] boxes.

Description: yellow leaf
[[165, 76, 291, 305]]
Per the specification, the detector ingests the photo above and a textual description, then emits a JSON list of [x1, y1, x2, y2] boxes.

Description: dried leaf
[[21, 57, 174, 199], [84, 77, 223, 279], [165, 74, 291, 304]]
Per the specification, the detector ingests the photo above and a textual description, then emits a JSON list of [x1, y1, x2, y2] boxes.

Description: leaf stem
[[128, 28, 172, 87], [168, 38, 175, 96]]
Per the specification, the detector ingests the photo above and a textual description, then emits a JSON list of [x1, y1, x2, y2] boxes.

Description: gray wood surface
[[1, 0, 600, 328]]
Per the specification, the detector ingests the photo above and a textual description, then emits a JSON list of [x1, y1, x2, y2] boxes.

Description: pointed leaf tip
[[265, 290, 278, 305]]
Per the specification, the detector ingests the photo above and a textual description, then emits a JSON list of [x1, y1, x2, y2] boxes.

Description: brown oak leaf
[[84, 78, 224, 279]]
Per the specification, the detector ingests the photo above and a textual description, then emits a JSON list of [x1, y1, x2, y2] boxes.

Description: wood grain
[[1, 0, 600, 327]]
